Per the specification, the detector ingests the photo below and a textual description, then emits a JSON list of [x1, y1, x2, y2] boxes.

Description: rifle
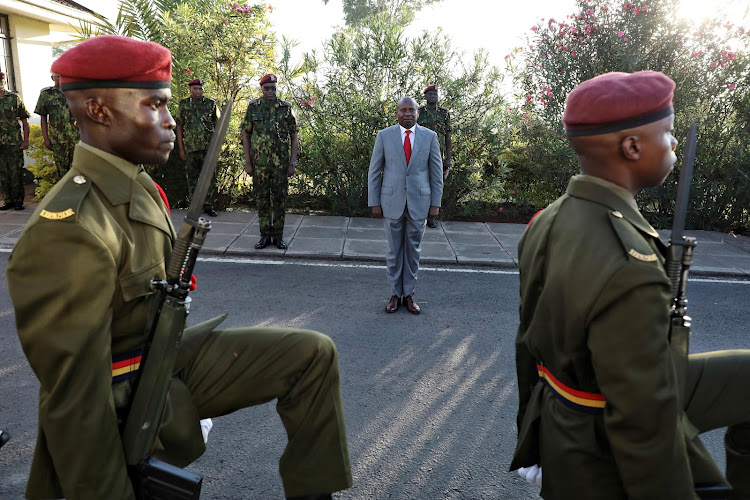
[[666, 124, 732, 500], [123, 99, 233, 500]]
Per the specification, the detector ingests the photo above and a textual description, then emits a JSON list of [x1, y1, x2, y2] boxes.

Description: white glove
[[517, 464, 542, 485], [200, 418, 213, 443]]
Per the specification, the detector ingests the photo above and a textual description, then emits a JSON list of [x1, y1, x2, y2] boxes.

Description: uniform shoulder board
[[38, 174, 92, 222], [608, 211, 659, 263], [278, 99, 292, 107], [40, 86, 54, 92]]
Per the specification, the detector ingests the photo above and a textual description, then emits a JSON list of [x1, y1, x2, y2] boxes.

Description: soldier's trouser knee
[[185, 150, 215, 206], [686, 350, 750, 498], [254, 165, 288, 237], [51, 143, 74, 178], [0, 146, 25, 203], [181, 327, 352, 497]]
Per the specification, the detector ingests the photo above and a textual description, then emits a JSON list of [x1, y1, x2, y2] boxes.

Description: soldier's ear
[[620, 135, 641, 161], [83, 97, 111, 127]]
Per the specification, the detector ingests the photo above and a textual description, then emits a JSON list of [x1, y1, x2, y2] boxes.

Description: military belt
[[537, 362, 606, 414], [112, 349, 143, 382]]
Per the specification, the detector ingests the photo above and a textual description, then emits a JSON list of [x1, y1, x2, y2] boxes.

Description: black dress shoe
[[204, 207, 218, 217], [14, 202, 24, 210], [254, 237, 269, 249], [273, 237, 288, 250], [0, 202, 13, 211], [427, 219, 437, 228]]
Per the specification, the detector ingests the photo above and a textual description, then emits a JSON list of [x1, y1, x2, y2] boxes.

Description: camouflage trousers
[[186, 150, 216, 207], [254, 164, 288, 238], [51, 142, 75, 179], [0, 145, 25, 204]]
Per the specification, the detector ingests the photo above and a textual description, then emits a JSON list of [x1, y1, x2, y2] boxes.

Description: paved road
[[1, 256, 749, 499]]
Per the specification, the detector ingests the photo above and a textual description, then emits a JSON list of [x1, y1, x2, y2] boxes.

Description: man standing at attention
[[368, 96, 443, 314], [0, 71, 29, 210], [35, 73, 79, 179], [241, 73, 298, 250], [417, 84, 451, 229], [511, 71, 750, 499], [8, 35, 351, 500], [176, 77, 219, 217]]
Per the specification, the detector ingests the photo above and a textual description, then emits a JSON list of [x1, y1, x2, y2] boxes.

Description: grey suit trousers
[[384, 206, 426, 297]]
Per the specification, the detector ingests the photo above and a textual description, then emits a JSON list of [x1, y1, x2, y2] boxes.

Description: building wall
[[7, 13, 53, 126]]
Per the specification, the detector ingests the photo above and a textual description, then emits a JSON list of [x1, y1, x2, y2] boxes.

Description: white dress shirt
[[399, 124, 416, 152]]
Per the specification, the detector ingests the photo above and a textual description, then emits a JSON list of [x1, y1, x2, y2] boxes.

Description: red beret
[[259, 74, 277, 86], [424, 85, 437, 94], [0, 72, 4, 79], [52, 35, 172, 91], [188, 78, 203, 86], [563, 71, 675, 137]]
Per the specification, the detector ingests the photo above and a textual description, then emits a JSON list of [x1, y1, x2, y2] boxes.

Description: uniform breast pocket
[[251, 112, 264, 122], [119, 259, 164, 303], [3, 108, 15, 119]]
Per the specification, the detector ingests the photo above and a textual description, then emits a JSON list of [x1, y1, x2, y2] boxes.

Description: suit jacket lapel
[[409, 124, 424, 165]]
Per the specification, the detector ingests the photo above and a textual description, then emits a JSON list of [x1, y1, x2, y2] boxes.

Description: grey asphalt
[[1, 204, 749, 277]]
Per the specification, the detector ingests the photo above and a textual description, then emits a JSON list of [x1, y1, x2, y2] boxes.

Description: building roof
[[49, 0, 99, 17]]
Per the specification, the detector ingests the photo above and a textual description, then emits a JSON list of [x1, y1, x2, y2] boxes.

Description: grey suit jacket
[[368, 124, 444, 220]]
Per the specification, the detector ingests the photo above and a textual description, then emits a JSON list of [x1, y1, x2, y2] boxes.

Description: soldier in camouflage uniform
[[417, 85, 451, 228], [241, 73, 298, 250], [34, 74, 79, 179], [0, 71, 30, 210], [176, 78, 219, 217]]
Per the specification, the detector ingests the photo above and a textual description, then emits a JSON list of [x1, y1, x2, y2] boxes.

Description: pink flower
[[504, 54, 511, 60], [618, 31, 624, 37], [711, 61, 718, 67], [529, 44, 534, 50], [547, 91, 553, 97], [601, 6, 608, 11], [510, 189, 516, 194], [531, 25, 538, 31], [571, 51, 577, 56], [633, 7, 640, 15], [624, 37, 628, 41], [585, 9, 592, 15], [642, 5, 648, 12], [498, 207, 504, 212], [267, 4, 273, 11], [561, 46, 568, 51], [729, 83, 736, 90]]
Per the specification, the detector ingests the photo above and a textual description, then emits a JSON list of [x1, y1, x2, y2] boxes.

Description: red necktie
[[404, 129, 412, 165]]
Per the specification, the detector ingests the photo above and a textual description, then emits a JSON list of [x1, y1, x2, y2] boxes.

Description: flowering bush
[[510, 0, 750, 231]]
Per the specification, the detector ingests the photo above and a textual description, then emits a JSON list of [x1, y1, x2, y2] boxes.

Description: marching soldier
[[176, 77, 219, 217], [34, 73, 79, 178], [241, 73, 298, 250], [8, 36, 351, 500], [417, 84, 451, 228], [0, 71, 29, 210], [511, 71, 750, 499]]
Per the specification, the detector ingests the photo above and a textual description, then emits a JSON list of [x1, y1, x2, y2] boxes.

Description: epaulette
[[40, 86, 54, 92], [608, 211, 660, 263], [438, 106, 449, 113], [37, 173, 92, 223], [278, 99, 292, 107]]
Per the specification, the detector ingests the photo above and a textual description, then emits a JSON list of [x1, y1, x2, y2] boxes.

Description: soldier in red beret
[[511, 71, 750, 498], [7, 36, 351, 500], [176, 76, 219, 216], [417, 84, 452, 228]]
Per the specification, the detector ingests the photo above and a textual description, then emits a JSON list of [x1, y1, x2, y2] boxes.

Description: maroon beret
[[563, 71, 675, 137], [188, 78, 203, 86], [424, 84, 437, 94], [52, 35, 172, 91], [0, 72, 4, 79], [259, 73, 277, 86]]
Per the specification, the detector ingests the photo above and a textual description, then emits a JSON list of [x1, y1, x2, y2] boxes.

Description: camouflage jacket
[[0, 90, 29, 146], [417, 105, 451, 156], [34, 86, 79, 145], [241, 98, 297, 167], [176, 97, 218, 153]]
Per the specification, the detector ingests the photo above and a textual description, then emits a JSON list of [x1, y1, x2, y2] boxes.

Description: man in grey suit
[[368, 96, 444, 314]]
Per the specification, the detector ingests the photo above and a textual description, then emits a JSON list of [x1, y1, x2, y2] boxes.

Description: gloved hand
[[517, 464, 542, 485]]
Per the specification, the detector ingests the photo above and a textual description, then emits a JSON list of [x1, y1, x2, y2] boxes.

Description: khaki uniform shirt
[[34, 86, 79, 145], [0, 90, 29, 145], [8, 144, 213, 499], [511, 175, 696, 499], [240, 98, 297, 167]]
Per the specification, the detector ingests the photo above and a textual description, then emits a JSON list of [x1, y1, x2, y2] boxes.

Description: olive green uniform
[[0, 90, 29, 204], [417, 105, 451, 161], [7, 143, 352, 500], [176, 96, 218, 205], [241, 98, 297, 239], [511, 174, 750, 499], [34, 85, 79, 177]]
